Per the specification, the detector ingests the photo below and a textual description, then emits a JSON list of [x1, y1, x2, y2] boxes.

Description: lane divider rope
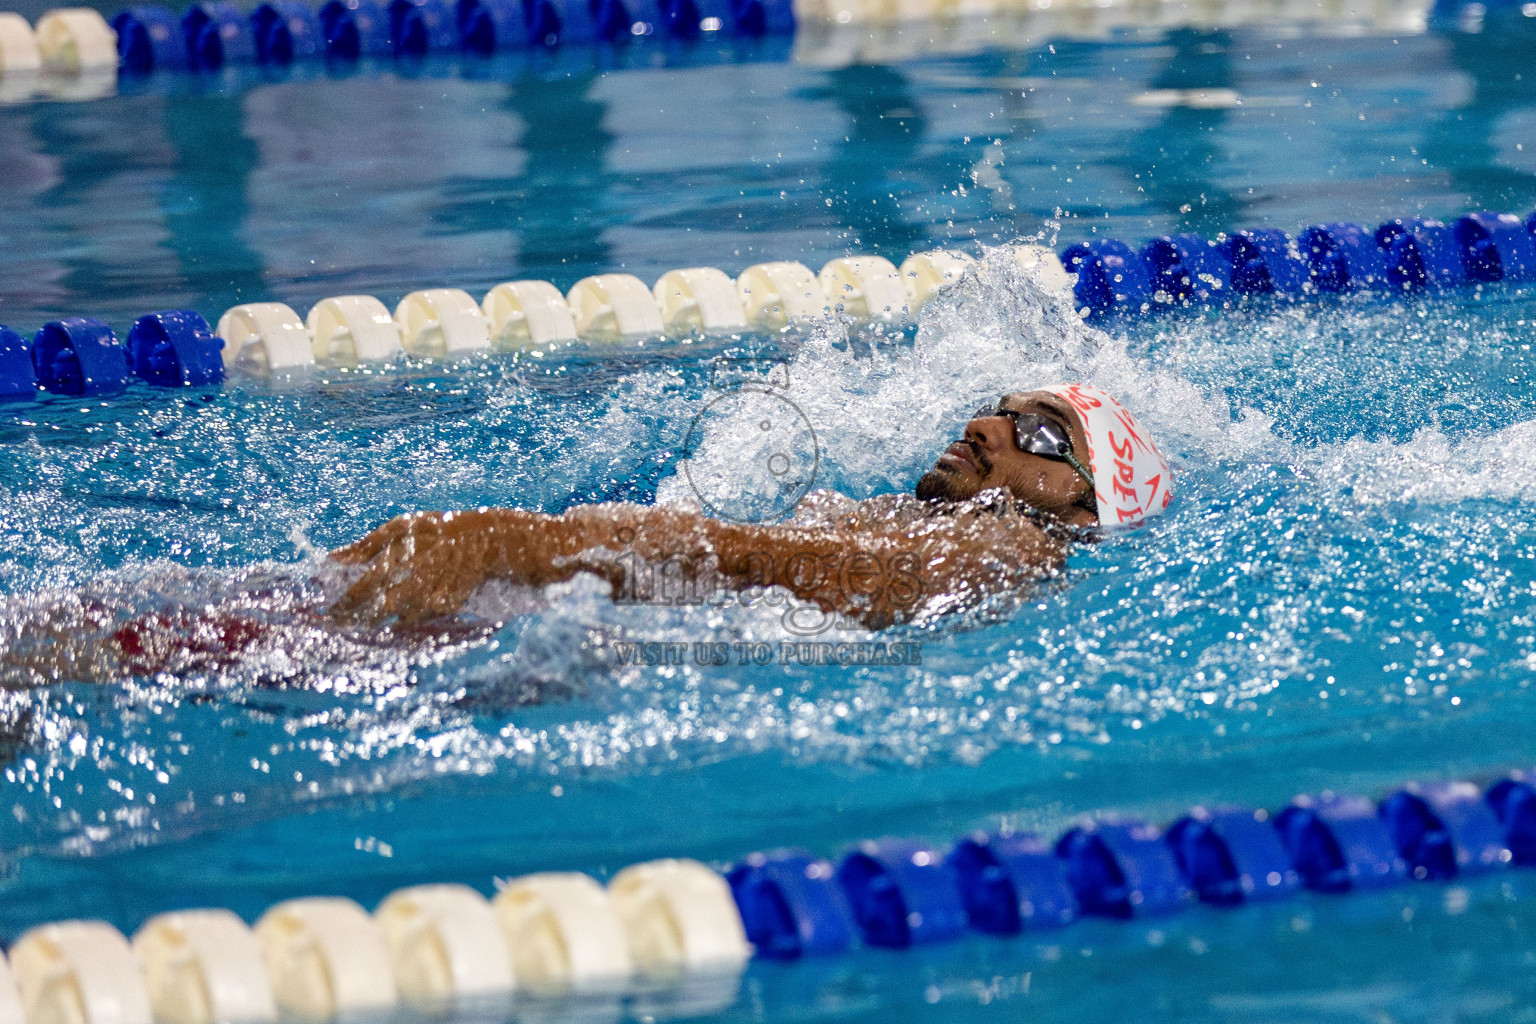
[[2, 205, 1535, 399], [2, 771, 1536, 1024], [0, 244, 1059, 394], [0, 0, 797, 81], [1065, 210, 1536, 317], [0, 0, 1438, 102]]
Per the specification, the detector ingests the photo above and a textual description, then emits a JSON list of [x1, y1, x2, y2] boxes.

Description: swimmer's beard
[[915, 464, 974, 503]]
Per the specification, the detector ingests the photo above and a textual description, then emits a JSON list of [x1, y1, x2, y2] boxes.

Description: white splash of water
[[1302, 418, 1536, 506], [658, 247, 1280, 513], [660, 250, 1536, 515]]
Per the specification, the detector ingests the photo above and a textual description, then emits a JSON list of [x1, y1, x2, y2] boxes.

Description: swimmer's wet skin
[[327, 385, 1171, 628]]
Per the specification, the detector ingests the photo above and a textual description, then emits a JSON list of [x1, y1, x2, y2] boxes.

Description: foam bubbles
[[658, 247, 1277, 515]]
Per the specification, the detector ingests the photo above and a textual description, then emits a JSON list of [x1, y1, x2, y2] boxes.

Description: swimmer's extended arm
[[327, 502, 1065, 627]]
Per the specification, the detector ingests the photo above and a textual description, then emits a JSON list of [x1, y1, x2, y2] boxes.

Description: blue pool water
[[5, 9, 1536, 1021]]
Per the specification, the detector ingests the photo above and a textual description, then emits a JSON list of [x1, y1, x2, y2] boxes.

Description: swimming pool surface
[[4, 8, 1536, 1021]]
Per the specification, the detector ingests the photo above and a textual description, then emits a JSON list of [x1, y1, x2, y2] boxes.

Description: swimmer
[[327, 383, 1172, 630], [0, 384, 1169, 686]]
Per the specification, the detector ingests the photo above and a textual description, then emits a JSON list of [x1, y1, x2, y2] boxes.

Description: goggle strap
[[1063, 451, 1096, 489]]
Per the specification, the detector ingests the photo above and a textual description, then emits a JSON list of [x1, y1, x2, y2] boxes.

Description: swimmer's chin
[[915, 464, 983, 503]]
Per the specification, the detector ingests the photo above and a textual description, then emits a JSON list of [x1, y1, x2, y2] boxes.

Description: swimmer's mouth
[[938, 441, 984, 474]]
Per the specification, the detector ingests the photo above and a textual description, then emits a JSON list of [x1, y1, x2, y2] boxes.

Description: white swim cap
[[1040, 384, 1172, 526]]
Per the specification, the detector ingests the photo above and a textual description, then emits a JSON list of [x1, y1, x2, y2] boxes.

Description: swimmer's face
[[915, 390, 1098, 527]]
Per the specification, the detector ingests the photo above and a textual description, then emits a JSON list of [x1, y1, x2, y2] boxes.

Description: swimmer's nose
[[964, 415, 1008, 455]]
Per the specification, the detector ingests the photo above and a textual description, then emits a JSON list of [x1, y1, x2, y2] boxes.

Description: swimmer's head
[[915, 383, 1172, 528]]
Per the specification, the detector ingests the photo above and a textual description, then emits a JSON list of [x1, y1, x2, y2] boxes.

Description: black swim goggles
[[973, 401, 1096, 488]]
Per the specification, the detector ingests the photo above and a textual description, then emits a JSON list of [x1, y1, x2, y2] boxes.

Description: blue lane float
[[1271, 795, 1408, 894], [590, 0, 664, 40], [658, 0, 733, 38], [1165, 807, 1298, 906], [728, 0, 793, 34], [1139, 233, 1232, 306], [252, 0, 325, 65], [835, 838, 967, 948], [947, 832, 1076, 933], [82, 0, 802, 73], [319, 0, 393, 58], [388, 0, 457, 54], [1218, 228, 1311, 298], [455, 0, 523, 52], [1455, 211, 1536, 284], [1300, 221, 1389, 292], [183, 1, 257, 70], [125, 310, 225, 388], [725, 850, 857, 960], [1484, 770, 1536, 865], [1380, 782, 1509, 880], [525, 0, 599, 45], [1375, 218, 1467, 291], [0, 326, 37, 400], [1060, 239, 1154, 317], [1054, 820, 1191, 918], [31, 318, 130, 397], [113, 5, 193, 74], [1063, 206, 1536, 317]]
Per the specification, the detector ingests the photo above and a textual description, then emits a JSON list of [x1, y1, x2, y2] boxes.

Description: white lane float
[[607, 859, 752, 976], [0, 957, 21, 1024], [217, 302, 315, 375], [394, 289, 490, 358], [652, 268, 748, 334], [306, 296, 404, 366], [0, 13, 42, 72], [567, 274, 666, 341], [491, 873, 633, 993], [131, 910, 277, 1024], [1009, 243, 1074, 296], [374, 884, 513, 1008], [33, 8, 116, 71], [8, 921, 154, 1024], [482, 280, 578, 349], [0, 964, 20, 1024], [898, 250, 973, 312], [253, 897, 396, 1022], [818, 256, 908, 321], [735, 261, 829, 330]]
